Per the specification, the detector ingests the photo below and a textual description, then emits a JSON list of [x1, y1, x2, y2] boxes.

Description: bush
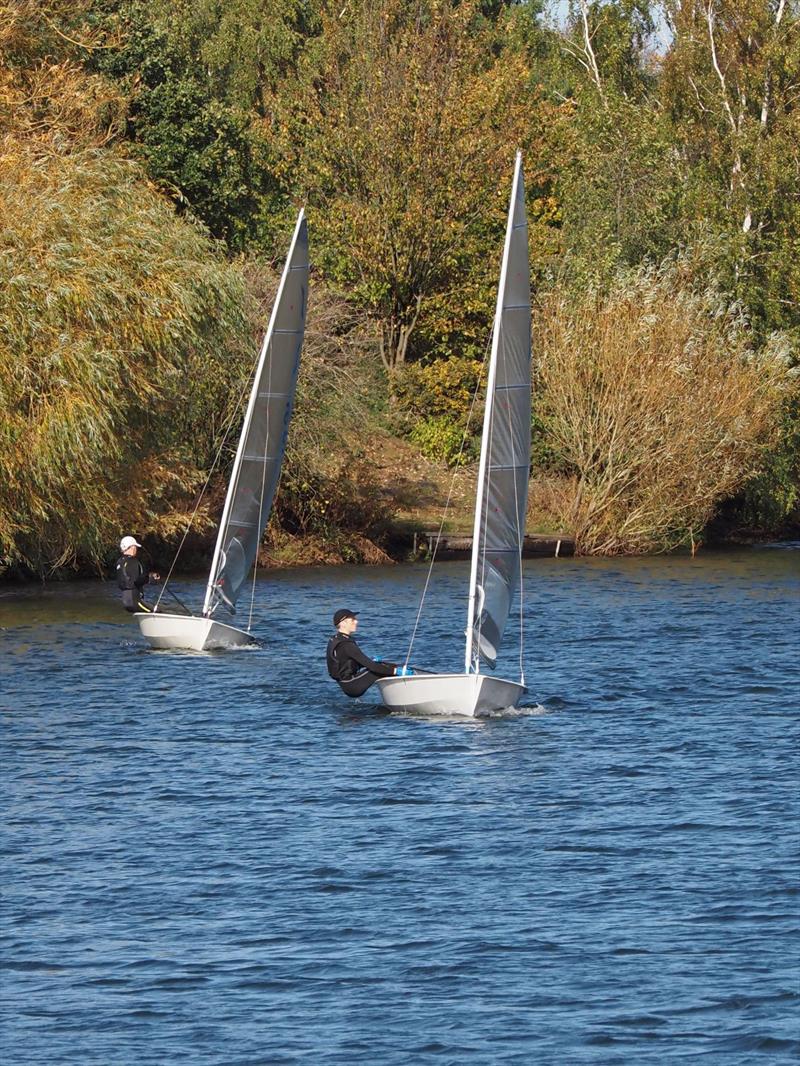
[[392, 354, 483, 464], [409, 417, 477, 467], [711, 390, 800, 538], [535, 261, 793, 554], [392, 354, 483, 423]]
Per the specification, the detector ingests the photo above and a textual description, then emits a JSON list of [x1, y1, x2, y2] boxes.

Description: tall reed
[[0, 143, 249, 574], [535, 263, 792, 554]]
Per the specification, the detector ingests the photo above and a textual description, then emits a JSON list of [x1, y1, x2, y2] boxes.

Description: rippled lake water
[[2, 546, 799, 1064]]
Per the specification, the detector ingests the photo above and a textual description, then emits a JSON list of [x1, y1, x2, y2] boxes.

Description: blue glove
[[395, 666, 414, 676]]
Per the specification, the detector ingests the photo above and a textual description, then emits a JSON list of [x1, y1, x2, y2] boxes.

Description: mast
[[202, 209, 306, 617], [464, 153, 523, 673]]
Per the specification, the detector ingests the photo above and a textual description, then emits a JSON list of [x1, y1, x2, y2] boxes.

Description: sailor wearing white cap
[[116, 536, 160, 613]]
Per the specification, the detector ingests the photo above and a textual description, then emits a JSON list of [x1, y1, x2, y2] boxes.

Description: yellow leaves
[[0, 134, 250, 573], [0, 2, 124, 149]]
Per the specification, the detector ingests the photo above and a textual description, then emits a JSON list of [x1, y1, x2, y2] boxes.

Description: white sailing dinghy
[[377, 153, 531, 716], [137, 210, 309, 651]]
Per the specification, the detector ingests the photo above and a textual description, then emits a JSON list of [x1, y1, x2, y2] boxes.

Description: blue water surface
[[2, 546, 799, 1064]]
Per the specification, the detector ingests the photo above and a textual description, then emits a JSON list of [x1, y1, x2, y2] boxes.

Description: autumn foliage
[[535, 264, 792, 554], [1, 0, 797, 575]]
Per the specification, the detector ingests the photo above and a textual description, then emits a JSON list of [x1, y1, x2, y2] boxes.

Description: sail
[[203, 211, 308, 616], [467, 154, 531, 668]]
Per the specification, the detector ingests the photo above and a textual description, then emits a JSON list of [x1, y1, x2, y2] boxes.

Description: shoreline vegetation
[[2, 1, 798, 583]]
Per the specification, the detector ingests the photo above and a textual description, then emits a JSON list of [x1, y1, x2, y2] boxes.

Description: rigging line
[[162, 582, 193, 615], [404, 336, 492, 671], [154, 362, 256, 612], [249, 339, 273, 632]]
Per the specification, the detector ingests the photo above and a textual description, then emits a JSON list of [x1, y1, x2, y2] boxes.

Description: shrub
[[535, 262, 793, 554], [409, 417, 477, 468], [392, 354, 483, 464], [392, 354, 483, 423]]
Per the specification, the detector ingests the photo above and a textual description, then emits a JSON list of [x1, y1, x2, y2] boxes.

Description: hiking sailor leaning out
[[326, 608, 412, 698], [116, 536, 160, 613]]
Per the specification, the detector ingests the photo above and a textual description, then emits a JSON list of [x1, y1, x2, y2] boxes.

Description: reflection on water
[[2, 546, 799, 1064]]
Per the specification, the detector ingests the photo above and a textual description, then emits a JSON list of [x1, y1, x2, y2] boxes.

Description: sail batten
[[465, 154, 531, 672], [202, 211, 308, 617]]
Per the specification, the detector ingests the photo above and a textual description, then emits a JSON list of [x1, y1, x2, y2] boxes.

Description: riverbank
[[1, 419, 796, 583]]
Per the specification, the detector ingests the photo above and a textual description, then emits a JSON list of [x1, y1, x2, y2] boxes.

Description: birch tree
[[662, 0, 800, 335]]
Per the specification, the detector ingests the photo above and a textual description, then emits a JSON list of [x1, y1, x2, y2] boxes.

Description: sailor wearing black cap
[[326, 609, 408, 697]]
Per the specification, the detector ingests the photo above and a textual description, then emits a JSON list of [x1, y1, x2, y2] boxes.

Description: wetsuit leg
[[339, 671, 385, 698], [123, 598, 151, 613]]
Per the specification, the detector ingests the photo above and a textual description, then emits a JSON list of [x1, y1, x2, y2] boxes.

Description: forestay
[[203, 212, 308, 616], [468, 155, 531, 668]]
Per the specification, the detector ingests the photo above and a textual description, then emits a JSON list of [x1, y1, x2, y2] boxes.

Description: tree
[[563, 0, 658, 102], [277, 0, 556, 371], [0, 6, 252, 573], [544, 0, 681, 281], [92, 0, 315, 250], [661, 0, 800, 340]]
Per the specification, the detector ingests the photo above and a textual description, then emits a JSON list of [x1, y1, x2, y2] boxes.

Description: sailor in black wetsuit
[[326, 608, 409, 697], [116, 535, 160, 613]]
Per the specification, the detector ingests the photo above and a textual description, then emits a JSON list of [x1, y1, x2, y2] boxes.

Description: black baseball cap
[[333, 608, 358, 626]]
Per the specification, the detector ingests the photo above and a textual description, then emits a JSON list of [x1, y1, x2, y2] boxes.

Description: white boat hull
[[135, 612, 258, 651], [376, 673, 525, 717]]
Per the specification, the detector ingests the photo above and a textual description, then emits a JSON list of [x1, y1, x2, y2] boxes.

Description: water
[[2, 547, 798, 1064]]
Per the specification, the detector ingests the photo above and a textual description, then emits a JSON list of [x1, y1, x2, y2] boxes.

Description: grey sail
[[203, 211, 308, 616], [467, 154, 531, 668]]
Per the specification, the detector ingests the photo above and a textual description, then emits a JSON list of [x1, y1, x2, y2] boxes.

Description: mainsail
[[203, 211, 308, 616], [466, 154, 531, 668]]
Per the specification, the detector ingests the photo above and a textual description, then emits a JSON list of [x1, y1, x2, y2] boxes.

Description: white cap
[[120, 535, 142, 551]]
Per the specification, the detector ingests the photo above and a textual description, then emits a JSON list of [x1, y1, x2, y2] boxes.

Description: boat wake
[[481, 702, 549, 719], [386, 701, 549, 725]]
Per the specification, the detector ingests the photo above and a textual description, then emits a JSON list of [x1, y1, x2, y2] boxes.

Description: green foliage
[[553, 94, 681, 283], [392, 355, 483, 464], [720, 390, 800, 535], [565, 0, 658, 98], [530, 404, 565, 475], [275, 463, 391, 561], [393, 355, 483, 422], [2, 0, 798, 569], [91, 0, 313, 251], [409, 418, 477, 467], [277, 0, 558, 368], [661, 0, 800, 344]]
